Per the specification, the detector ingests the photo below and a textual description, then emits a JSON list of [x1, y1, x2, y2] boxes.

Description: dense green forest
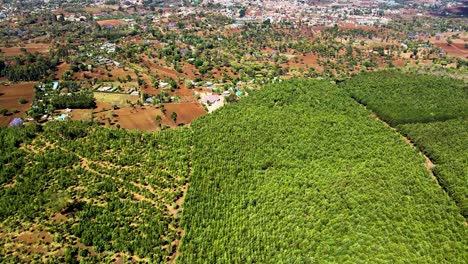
[[178, 79, 467, 263], [1, 76, 467, 263], [341, 71, 467, 218], [0, 122, 190, 262], [342, 71, 468, 125], [399, 119, 468, 217]]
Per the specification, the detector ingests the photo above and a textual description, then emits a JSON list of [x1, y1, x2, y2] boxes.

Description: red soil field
[[142, 85, 198, 103], [148, 60, 184, 80], [89, 101, 205, 131], [163, 102, 206, 126], [96, 19, 125, 26], [0, 82, 36, 126], [55, 63, 70, 79], [0, 43, 50, 57], [100, 106, 163, 131], [433, 42, 467, 58]]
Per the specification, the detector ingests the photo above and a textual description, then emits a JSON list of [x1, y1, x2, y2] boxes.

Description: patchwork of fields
[[1, 73, 467, 263]]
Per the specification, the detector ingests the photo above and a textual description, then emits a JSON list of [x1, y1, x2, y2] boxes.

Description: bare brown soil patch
[[0, 43, 50, 57], [53, 213, 68, 224], [96, 19, 125, 27], [108, 66, 139, 81], [163, 102, 206, 126], [17, 230, 52, 245], [429, 36, 467, 58], [181, 63, 197, 79], [150, 63, 183, 79], [55, 63, 70, 79], [90, 101, 205, 131], [96, 106, 163, 131], [436, 42, 467, 58], [76, 242, 97, 256], [0, 82, 36, 126]]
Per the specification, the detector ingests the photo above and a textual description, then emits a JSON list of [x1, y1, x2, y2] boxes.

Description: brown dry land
[[0, 82, 36, 126], [96, 106, 163, 131], [433, 41, 467, 58], [94, 92, 140, 107], [55, 63, 70, 79], [428, 34, 467, 58], [96, 19, 125, 26], [164, 102, 206, 126], [0, 43, 50, 57], [89, 100, 205, 131]]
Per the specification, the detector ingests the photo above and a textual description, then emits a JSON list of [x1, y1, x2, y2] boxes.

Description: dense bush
[[50, 91, 96, 109], [342, 71, 467, 218], [1, 76, 467, 263]]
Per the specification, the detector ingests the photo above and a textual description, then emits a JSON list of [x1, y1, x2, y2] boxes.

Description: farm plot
[[0, 82, 36, 126], [0, 122, 191, 263], [0, 43, 50, 57], [178, 79, 467, 263], [94, 92, 140, 107]]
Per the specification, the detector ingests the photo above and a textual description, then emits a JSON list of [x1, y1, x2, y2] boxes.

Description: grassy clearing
[[94, 92, 139, 107]]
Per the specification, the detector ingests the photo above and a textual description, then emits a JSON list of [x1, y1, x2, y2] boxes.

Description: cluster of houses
[[100, 42, 117, 54], [96, 56, 121, 67]]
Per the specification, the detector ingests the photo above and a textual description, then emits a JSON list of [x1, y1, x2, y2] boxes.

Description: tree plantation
[[178, 79, 467, 263], [341, 71, 468, 218], [1, 75, 467, 263], [0, 122, 191, 262]]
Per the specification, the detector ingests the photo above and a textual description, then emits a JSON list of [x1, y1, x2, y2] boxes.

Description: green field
[[178, 79, 467, 263]]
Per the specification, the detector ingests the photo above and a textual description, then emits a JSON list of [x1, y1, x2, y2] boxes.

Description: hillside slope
[[0, 122, 191, 262], [342, 71, 468, 217], [178, 79, 467, 263]]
